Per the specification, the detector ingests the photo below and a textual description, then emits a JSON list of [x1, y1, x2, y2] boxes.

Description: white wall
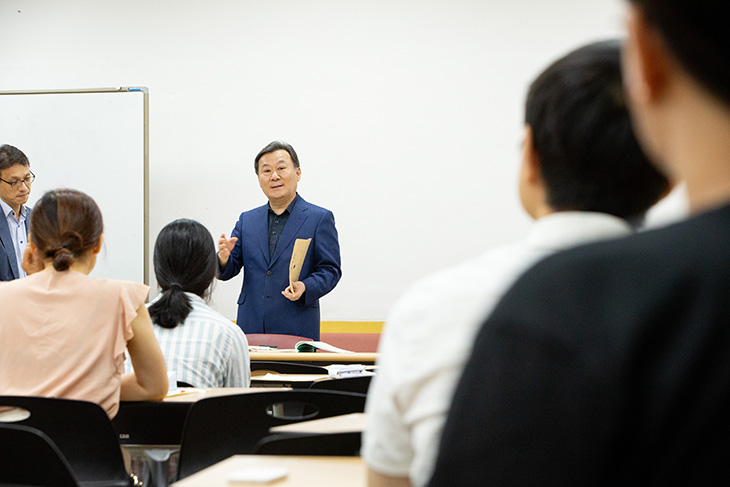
[[0, 0, 630, 321]]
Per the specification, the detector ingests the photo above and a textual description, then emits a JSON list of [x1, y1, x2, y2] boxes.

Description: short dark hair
[[629, 0, 730, 108], [0, 144, 30, 172], [148, 218, 218, 329], [30, 189, 103, 272], [525, 39, 669, 220], [254, 140, 300, 175]]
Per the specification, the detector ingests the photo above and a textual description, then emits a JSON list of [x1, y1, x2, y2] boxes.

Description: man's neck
[[269, 195, 296, 215], [665, 101, 730, 215], [652, 69, 730, 215]]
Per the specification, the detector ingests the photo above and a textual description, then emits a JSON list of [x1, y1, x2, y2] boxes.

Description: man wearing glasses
[[0, 144, 35, 281]]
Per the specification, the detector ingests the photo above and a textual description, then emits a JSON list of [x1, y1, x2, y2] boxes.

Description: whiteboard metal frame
[[0, 87, 150, 283]]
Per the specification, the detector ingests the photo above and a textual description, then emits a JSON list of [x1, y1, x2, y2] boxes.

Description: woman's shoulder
[[188, 296, 228, 320], [187, 296, 240, 330], [81, 276, 150, 303], [1, 269, 57, 292], [82, 275, 147, 290], [0, 275, 29, 297]]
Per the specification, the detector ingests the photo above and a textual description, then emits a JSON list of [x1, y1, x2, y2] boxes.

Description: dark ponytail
[[149, 285, 194, 330], [148, 219, 217, 329]]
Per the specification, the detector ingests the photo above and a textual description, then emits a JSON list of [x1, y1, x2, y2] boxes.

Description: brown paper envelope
[[289, 238, 312, 288]]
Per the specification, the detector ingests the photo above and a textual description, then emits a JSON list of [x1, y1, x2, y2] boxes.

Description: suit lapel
[[0, 209, 20, 279], [270, 198, 309, 268], [253, 205, 271, 265]]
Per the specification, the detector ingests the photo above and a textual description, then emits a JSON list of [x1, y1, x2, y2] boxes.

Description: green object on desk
[[296, 343, 317, 353]]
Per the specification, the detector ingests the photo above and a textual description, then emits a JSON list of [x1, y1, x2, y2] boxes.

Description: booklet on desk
[[247, 341, 355, 354], [295, 341, 355, 353]]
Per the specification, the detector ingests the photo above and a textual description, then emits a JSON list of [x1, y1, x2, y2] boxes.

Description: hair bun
[[53, 246, 72, 257], [60, 231, 84, 254], [51, 247, 74, 271]]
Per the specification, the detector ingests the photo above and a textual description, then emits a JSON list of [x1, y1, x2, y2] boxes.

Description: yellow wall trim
[[320, 321, 384, 333]]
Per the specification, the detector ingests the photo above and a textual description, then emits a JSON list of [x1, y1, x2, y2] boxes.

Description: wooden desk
[[250, 351, 377, 365], [269, 412, 366, 435], [114, 388, 286, 446], [172, 455, 365, 487], [251, 372, 331, 388], [163, 387, 285, 402]]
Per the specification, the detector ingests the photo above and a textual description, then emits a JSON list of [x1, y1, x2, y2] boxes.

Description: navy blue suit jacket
[[218, 196, 341, 340], [0, 206, 30, 281]]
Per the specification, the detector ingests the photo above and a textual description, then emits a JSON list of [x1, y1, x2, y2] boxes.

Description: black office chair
[[176, 389, 367, 480], [0, 422, 80, 486], [309, 375, 373, 395], [251, 360, 328, 375], [0, 396, 133, 487], [253, 431, 362, 456]]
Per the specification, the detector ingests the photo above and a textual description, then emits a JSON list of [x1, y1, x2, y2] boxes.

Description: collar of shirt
[[525, 211, 632, 251], [147, 290, 205, 306], [268, 193, 299, 218], [0, 198, 27, 221]]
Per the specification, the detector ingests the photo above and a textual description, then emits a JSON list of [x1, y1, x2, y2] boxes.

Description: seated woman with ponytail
[[0, 188, 168, 418], [146, 218, 250, 388]]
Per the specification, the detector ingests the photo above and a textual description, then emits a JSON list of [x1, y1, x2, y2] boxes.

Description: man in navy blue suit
[[218, 141, 341, 340], [0, 145, 34, 282]]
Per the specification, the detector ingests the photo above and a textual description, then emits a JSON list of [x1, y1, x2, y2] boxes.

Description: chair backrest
[[0, 422, 80, 487], [254, 431, 362, 456], [246, 333, 313, 349], [309, 375, 373, 395], [0, 396, 132, 486], [176, 389, 367, 480], [319, 332, 381, 352], [251, 360, 328, 375]]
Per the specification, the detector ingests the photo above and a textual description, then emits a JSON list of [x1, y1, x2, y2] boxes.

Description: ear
[[518, 125, 549, 219], [92, 234, 104, 255], [521, 125, 542, 185], [296, 166, 301, 181], [22, 235, 45, 275], [624, 5, 671, 104], [28, 234, 37, 252]]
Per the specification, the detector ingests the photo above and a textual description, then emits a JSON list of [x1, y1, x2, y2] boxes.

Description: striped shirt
[[149, 292, 250, 388]]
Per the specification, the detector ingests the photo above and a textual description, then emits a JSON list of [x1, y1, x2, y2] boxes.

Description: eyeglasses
[[0, 171, 35, 189]]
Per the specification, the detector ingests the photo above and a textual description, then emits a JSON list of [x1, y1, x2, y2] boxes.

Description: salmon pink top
[[0, 269, 149, 418]]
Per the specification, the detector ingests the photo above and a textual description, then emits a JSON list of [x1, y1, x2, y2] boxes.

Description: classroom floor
[[125, 446, 179, 486]]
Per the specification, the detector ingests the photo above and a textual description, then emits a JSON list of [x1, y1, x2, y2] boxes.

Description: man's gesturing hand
[[218, 234, 238, 269]]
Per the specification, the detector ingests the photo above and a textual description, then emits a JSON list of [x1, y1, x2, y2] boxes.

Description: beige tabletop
[[250, 372, 331, 384], [269, 412, 366, 435], [163, 387, 288, 403], [172, 455, 365, 487]]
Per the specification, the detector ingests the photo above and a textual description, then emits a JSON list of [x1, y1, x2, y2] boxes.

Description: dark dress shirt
[[267, 194, 299, 258]]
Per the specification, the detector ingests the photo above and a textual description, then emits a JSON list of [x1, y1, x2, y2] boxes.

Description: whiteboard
[[0, 88, 148, 283]]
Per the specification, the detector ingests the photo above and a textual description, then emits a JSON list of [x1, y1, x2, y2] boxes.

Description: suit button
[[266, 270, 272, 275]]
